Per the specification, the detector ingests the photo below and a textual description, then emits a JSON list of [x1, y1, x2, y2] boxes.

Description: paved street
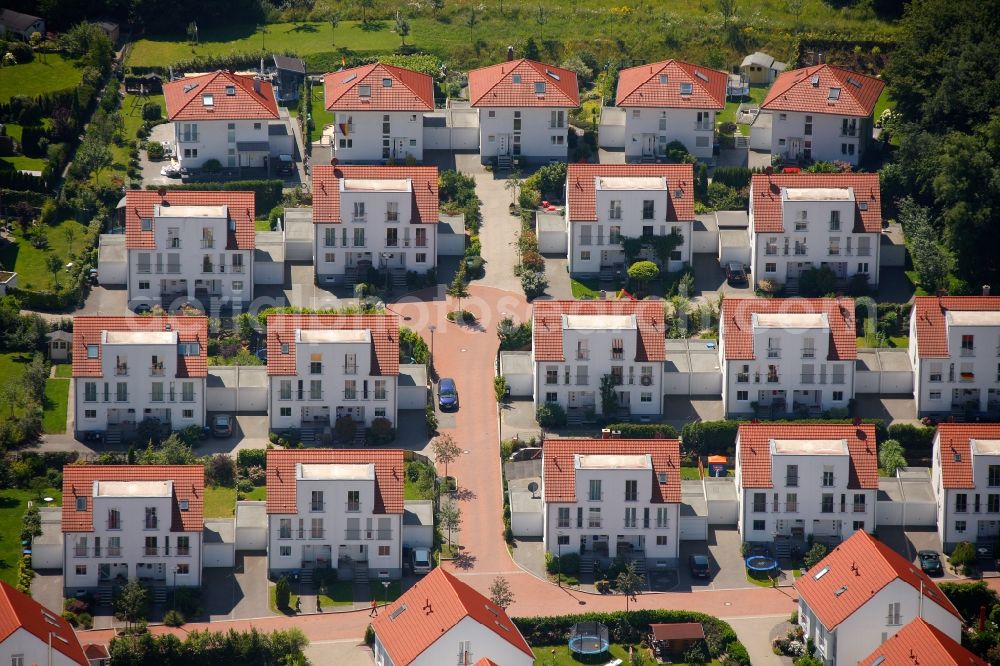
[[476, 172, 525, 294]]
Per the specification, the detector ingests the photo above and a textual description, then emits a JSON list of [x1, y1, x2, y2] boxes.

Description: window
[[785, 465, 798, 487], [84, 409, 96, 418], [279, 518, 292, 539], [786, 493, 798, 512], [679, 82, 692, 95], [338, 138, 353, 148], [961, 334, 975, 355], [458, 641, 473, 666], [829, 210, 840, 231], [929, 391, 941, 401], [545, 392, 557, 403], [415, 253, 427, 263], [375, 544, 390, 557], [144, 536, 157, 556], [822, 467, 834, 487], [833, 391, 844, 401], [929, 363, 943, 382], [280, 407, 291, 417], [11, 656, 24, 666], [989, 466, 1000, 487], [75, 565, 87, 576], [556, 534, 570, 546], [640, 392, 652, 402], [987, 494, 999, 513], [359, 84, 371, 97], [374, 379, 387, 400], [956, 494, 968, 513], [853, 520, 865, 531], [853, 493, 866, 512], [76, 496, 87, 511], [887, 602, 901, 626], [488, 110, 496, 118], [642, 200, 655, 220], [580, 250, 591, 261], [625, 480, 638, 502], [588, 480, 602, 501], [821, 494, 834, 513], [753, 519, 766, 531], [764, 262, 776, 273], [753, 493, 766, 512], [177, 536, 190, 556], [557, 507, 570, 528], [386, 201, 399, 222], [588, 507, 601, 528], [344, 380, 357, 400], [956, 520, 966, 532], [107, 508, 121, 529], [84, 382, 97, 402], [624, 507, 636, 528], [534, 81, 546, 94], [550, 135, 564, 145], [804, 115, 813, 136], [655, 507, 669, 528], [145, 506, 158, 529], [580, 225, 592, 246]]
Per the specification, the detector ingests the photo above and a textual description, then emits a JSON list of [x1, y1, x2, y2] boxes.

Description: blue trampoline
[[746, 555, 779, 572], [568, 621, 609, 655]]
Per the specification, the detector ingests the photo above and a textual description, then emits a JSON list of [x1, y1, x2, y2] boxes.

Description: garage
[[423, 103, 480, 151], [750, 112, 772, 151], [97, 234, 126, 286], [206, 366, 268, 413], [499, 351, 533, 397], [254, 231, 285, 285], [855, 349, 913, 395], [398, 364, 428, 409], [282, 208, 314, 261], [437, 215, 467, 256], [203, 519, 235, 568], [680, 481, 709, 541], [235, 501, 267, 551], [31, 508, 63, 570], [704, 478, 739, 526], [680, 515, 708, 541], [509, 477, 544, 538], [536, 210, 567, 255], [403, 500, 434, 549], [692, 215, 718, 254], [663, 340, 722, 396], [719, 229, 750, 267]]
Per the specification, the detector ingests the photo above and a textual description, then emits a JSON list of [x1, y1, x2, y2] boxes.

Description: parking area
[[677, 527, 755, 591], [198, 413, 270, 454], [662, 396, 725, 428], [499, 398, 543, 442], [78, 285, 128, 315], [855, 394, 921, 426], [877, 527, 956, 580], [203, 552, 272, 620], [692, 253, 754, 300]]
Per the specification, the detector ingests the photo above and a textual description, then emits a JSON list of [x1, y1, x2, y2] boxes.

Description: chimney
[[506, 45, 514, 62], [611, 430, 622, 439], [253, 76, 262, 94], [601, 428, 611, 439], [983, 285, 991, 296]]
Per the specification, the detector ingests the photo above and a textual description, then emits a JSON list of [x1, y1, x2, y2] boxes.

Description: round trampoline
[[568, 621, 610, 655], [746, 555, 779, 574]]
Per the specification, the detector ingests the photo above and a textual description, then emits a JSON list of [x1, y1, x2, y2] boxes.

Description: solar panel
[[389, 603, 407, 620], [342, 73, 358, 84], [545, 69, 561, 81], [847, 77, 862, 88], [695, 70, 709, 82]]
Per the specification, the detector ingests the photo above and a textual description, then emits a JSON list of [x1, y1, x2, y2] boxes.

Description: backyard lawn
[[53, 363, 72, 378], [41, 377, 69, 433], [0, 54, 83, 102], [204, 485, 236, 517], [0, 155, 47, 172], [308, 85, 333, 145], [242, 485, 267, 501], [0, 218, 90, 292], [369, 580, 401, 604], [532, 644, 708, 666], [0, 489, 61, 586]]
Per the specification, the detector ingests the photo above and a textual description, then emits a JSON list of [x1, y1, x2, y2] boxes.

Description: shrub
[[425, 403, 438, 435], [602, 423, 679, 439], [163, 609, 185, 626], [368, 417, 394, 444], [520, 251, 544, 272], [949, 542, 977, 575], [847, 273, 869, 296], [887, 423, 935, 452], [171, 587, 202, 618], [803, 543, 829, 570], [201, 159, 222, 173], [275, 576, 291, 609], [798, 267, 838, 297], [939, 581, 1000, 623], [520, 270, 548, 300], [595, 580, 611, 593], [559, 552, 581, 575], [334, 415, 356, 442], [680, 420, 740, 456], [146, 142, 164, 160], [723, 641, 752, 666], [712, 166, 752, 190], [364, 624, 375, 646], [879, 439, 907, 476], [142, 102, 162, 121], [536, 403, 567, 428], [205, 454, 236, 486], [237, 448, 267, 469]]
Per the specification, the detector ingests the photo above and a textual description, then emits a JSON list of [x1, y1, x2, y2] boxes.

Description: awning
[[236, 141, 269, 152], [707, 455, 727, 464]]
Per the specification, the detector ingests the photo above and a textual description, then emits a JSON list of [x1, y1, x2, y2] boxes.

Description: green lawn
[[856, 335, 909, 349], [256, 219, 273, 232], [0, 218, 90, 292], [718, 83, 770, 129], [0, 54, 84, 102], [680, 467, 701, 480], [204, 485, 236, 517], [532, 644, 705, 666], [241, 485, 267, 501], [404, 478, 435, 501], [570, 277, 618, 299], [268, 583, 300, 616], [369, 580, 401, 604], [308, 85, 333, 145], [53, 363, 72, 378], [104, 94, 166, 186], [42, 378, 69, 433], [317, 580, 354, 607], [0, 155, 47, 172], [0, 489, 61, 585]]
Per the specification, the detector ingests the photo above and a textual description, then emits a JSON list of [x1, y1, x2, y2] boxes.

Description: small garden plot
[[0, 218, 89, 292]]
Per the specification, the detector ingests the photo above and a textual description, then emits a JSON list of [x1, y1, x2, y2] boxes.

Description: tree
[[493, 375, 508, 403], [46, 253, 62, 287], [438, 498, 462, 550], [465, 7, 478, 36], [489, 576, 515, 609], [447, 261, 470, 313], [395, 14, 410, 45], [275, 576, 291, 609], [879, 439, 908, 476], [357, 0, 376, 23], [803, 542, 829, 570], [76, 138, 112, 184], [114, 578, 149, 630], [64, 225, 77, 256], [523, 38, 540, 61], [600, 374, 618, 416], [328, 12, 340, 46], [717, 0, 738, 29], [627, 260, 659, 293], [798, 267, 838, 298], [505, 170, 521, 206], [186, 21, 198, 44], [430, 0, 444, 14], [616, 560, 645, 611], [899, 197, 952, 294], [621, 237, 644, 264], [432, 433, 462, 488]]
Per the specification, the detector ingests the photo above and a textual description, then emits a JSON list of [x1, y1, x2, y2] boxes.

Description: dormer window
[[382, 78, 392, 87], [534, 82, 545, 94], [179, 499, 189, 511], [828, 87, 841, 101], [281, 342, 289, 355], [358, 85, 371, 97], [512, 74, 521, 84], [141, 218, 152, 231], [202, 94, 214, 107]]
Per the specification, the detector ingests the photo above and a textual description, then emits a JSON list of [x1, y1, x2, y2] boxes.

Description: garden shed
[[282, 208, 314, 261], [704, 477, 739, 526], [718, 229, 750, 267], [47, 330, 72, 362], [403, 500, 434, 550], [203, 519, 236, 567], [437, 215, 467, 256], [649, 622, 706, 661], [508, 476, 544, 538], [680, 481, 709, 541], [499, 351, 533, 397], [235, 501, 267, 551], [398, 364, 429, 409]]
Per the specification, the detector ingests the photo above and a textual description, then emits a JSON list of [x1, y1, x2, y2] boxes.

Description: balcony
[[961, 348, 975, 357], [736, 372, 749, 383], [107, 546, 121, 557], [145, 518, 158, 530], [766, 374, 780, 384], [767, 349, 780, 359], [310, 529, 325, 539], [694, 122, 714, 131], [200, 239, 214, 249], [786, 477, 798, 488], [346, 501, 361, 512], [144, 546, 159, 556], [786, 502, 798, 513], [150, 364, 165, 377], [853, 503, 866, 513], [765, 247, 778, 256]]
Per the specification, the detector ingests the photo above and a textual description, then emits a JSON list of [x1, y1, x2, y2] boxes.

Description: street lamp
[[428, 325, 436, 371], [556, 531, 565, 588], [382, 580, 391, 608], [172, 565, 179, 610]]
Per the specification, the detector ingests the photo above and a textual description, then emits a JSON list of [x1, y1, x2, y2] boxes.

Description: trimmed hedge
[[148, 180, 283, 215], [236, 448, 266, 469], [513, 610, 748, 664], [682, 418, 888, 456], [602, 423, 680, 439], [887, 423, 935, 453]]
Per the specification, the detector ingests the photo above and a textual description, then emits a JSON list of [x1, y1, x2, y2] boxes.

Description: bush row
[[602, 423, 680, 439], [680, 418, 889, 456], [147, 180, 284, 215]]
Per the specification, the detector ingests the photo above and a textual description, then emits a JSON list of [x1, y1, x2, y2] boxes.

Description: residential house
[[164, 71, 279, 170], [265, 314, 399, 431], [71, 316, 208, 436], [311, 165, 438, 286], [615, 59, 727, 162], [371, 567, 534, 666], [265, 449, 404, 580], [908, 296, 1000, 417], [564, 164, 695, 276], [542, 436, 682, 564], [272, 55, 306, 103], [469, 58, 579, 165], [0, 9, 44, 41], [532, 300, 666, 420], [123, 189, 256, 307], [858, 618, 985, 666], [323, 62, 435, 163], [734, 423, 878, 548], [61, 465, 205, 590], [0, 581, 87, 666], [748, 172, 882, 290], [719, 298, 857, 417], [740, 51, 788, 85], [756, 64, 885, 166], [795, 530, 963, 666], [931, 423, 1000, 551]]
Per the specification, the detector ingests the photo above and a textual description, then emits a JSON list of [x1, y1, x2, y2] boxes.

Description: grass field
[[0, 54, 83, 102], [680, 467, 701, 480], [42, 378, 69, 433], [718, 84, 771, 133], [0, 155, 47, 172], [308, 85, 333, 145], [0, 218, 90, 291], [204, 485, 236, 517], [256, 219, 273, 232], [102, 94, 167, 186], [242, 485, 267, 501], [0, 489, 61, 585], [53, 363, 72, 378], [532, 644, 711, 666]]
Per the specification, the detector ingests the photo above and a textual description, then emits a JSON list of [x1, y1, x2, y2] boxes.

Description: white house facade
[[542, 437, 682, 564], [266, 314, 399, 431], [124, 190, 256, 308], [323, 62, 435, 163], [468, 58, 579, 165], [311, 165, 438, 286], [909, 296, 1000, 417], [163, 71, 280, 170], [795, 530, 963, 666], [756, 64, 884, 166], [931, 423, 1000, 552], [0, 581, 87, 666], [720, 298, 857, 417], [735, 423, 878, 546], [265, 449, 404, 580], [748, 172, 882, 291], [565, 164, 695, 276], [532, 300, 666, 419], [61, 465, 205, 590], [615, 59, 726, 162], [71, 316, 208, 436]]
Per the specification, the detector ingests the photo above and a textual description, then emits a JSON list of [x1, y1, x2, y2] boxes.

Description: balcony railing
[[144, 546, 159, 556], [202, 264, 214, 273], [587, 521, 602, 529], [801, 374, 815, 384], [137, 265, 151, 274], [786, 502, 798, 513], [576, 351, 589, 361], [752, 504, 766, 513], [346, 501, 361, 512], [201, 239, 214, 249], [279, 530, 292, 539], [166, 264, 181, 274], [765, 247, 778, 255], [115, 365, 128, 376], [736, 373, 749, 383], [821, 504, 834, 514], [343, 390, 357, 400], [377, 530, 392, 540], [802, 350, 815, 359], [786, 477, 798, 488], [766, 375, 780, 383], [961, 348, 975, 357], [352, 216, 367, 224], [857, 247, 871, 257], [576, 376, 589, 386], [75, 546, 88, 557], [150, 365, 165, 376], [107, 546, 121, 557], [310, 529, 325, 539], [588, 493, 603, 501], [145, 518, 158, 529], [853, 503, 866, 513], [694, 122, 714, 131], [345, 529, 362, 540], [344, 364, 358, 375], [231, 265, 244, 274], [767, 349, 780, 358], [311, 502, 324, 512]]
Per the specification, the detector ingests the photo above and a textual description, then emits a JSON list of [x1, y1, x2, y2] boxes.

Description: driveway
[[499, 398, 542, 443], [541, 255, 573, 300], [692, 253, 753, 300], [877, 527, 956, 581], [254, 262, 351, 311], [677, 528, 755, 591], [31, 570, 63, 618], [198, 413, 270, 454], [140, 123, 176, 187], [662, 396, 725, 429], [304, 641, 374, 666], [78, 285, 128, 315], [855, 394, 920, 426], [476, 172, 524, 294], [203, 552, 271, 620], [729, 616, 794, 666]]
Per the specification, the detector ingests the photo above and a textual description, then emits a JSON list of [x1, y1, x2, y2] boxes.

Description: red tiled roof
[[474, 659, 500, 666], [83, 644, 111, 660], [543, 438, 682, 503], [265, 314, 399, 376], [794, 530, 962, 631], [650, 622, 706, 641], [124, 189, 256, 250], [311, 165, 438, 225], [935, 423, 1000, 490], [164, 71, 279, 121], [858, 618, 985, 666], [71, 316, 208, 379], [62, 465, 205, 533], [324, 62, 434, 111], [266, 449, 404, 514], [532, 300, 666, 363], [750, 172, 881, 234], [736, 423, 877, 490], [761, 64, 884, 116], [372, 568, 533, 664], [912, 296, 1000, 359], [721, 298, 857, 361], [566, 164, 695, 222], [0, 582, 87, 665], [616, 59, 726, 109], [468, 59, 579, 108]]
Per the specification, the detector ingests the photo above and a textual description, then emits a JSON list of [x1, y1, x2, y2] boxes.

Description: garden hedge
[[602, 423, 680, 439], [886, 423, 935, 453], [148, 180, 283, 216], [681, 418, 888, 456]]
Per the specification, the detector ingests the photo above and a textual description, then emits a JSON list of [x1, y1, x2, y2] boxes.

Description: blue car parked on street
[[438, 377, 459, 411]]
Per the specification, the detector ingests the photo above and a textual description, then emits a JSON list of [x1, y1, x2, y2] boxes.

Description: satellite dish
[[527, 481, 539, 498]]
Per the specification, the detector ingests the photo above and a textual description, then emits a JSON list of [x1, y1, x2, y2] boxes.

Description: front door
[[642, 135, 655, 157], [393, 137, 406, 158], [498, 134, 510, 156], [788, 137, 802, 158]]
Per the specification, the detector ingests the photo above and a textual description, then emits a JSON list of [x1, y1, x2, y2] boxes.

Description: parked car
[[133, 303, 151, 314], [438, 378, 459, 411], [411, 547, 432, 575], [212, 414, 234, 438], [918, 550, 943, 576], [689, 554, 711, 578], [726, 263, 748, 286], [276, 154, 294, 176]]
